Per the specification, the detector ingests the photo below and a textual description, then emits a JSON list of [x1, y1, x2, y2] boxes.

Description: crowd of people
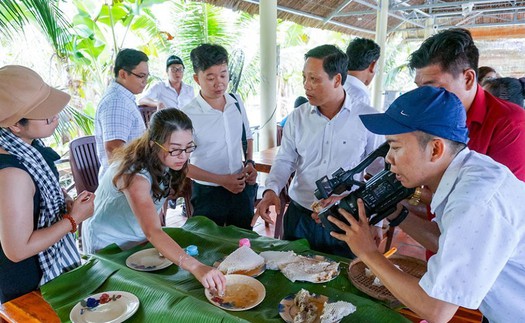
[[1, 26, 524, 322]]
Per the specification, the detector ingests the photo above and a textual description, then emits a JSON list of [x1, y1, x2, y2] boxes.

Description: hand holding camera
[[314, 142, 415, 233]]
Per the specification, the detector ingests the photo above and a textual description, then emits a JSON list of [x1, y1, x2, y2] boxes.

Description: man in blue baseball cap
[[328, 86, 525, 322]]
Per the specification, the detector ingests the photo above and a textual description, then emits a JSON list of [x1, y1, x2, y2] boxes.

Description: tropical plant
[[65, 0, 171, 103], [163, 1, 260, 100], [0, 0, 72, 58]]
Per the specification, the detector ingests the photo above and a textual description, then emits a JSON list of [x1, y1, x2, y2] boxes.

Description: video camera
[[314, 142, 415, 233]]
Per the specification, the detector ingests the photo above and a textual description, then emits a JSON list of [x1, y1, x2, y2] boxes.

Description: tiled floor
[[166, 202, 426, 261]]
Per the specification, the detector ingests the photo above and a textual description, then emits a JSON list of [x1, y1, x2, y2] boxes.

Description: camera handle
[[322, 142, 391, 198], [369, 205, 397, 226], [340, 142, 390, 186]]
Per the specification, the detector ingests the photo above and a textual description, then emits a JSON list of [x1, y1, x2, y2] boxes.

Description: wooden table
[[0, 291, 59, 323], [253, 146, 279, 173], [0, 218, 483, 323]]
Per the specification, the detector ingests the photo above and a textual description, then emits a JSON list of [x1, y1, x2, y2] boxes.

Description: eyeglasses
[[169, 67, 184, 73], [154, 141, 197, 156], [124, 69, 149, 79], [27, 115, 59, 125]]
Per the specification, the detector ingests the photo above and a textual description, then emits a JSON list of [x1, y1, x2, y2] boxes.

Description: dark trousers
[[283, 200, 356, 259], [191, 182, 256, 230]]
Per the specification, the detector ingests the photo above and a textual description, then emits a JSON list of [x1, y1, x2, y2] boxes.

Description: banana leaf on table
[[41, 216, 410, 322]]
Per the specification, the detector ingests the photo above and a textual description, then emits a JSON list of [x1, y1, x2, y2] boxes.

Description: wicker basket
[[348, 255, 427, 307]]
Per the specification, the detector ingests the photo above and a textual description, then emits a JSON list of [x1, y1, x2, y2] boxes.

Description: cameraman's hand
[[320, 194, 346, 208], [328, 198, 378, 259], [252, 190, 280, 226]]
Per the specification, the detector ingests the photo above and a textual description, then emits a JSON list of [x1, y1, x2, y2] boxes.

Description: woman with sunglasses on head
[[0, 65, 94, 303], [82, 108, 225, 294]]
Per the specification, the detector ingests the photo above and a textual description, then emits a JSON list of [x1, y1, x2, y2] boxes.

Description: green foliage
[[53, 105, 95, 143], [164, 1, 260, 100], [0, 0, 72, 57], [383, 35, 418, 91]]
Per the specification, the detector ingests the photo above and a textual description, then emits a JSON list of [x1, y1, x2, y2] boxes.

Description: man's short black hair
[[408, 28, 479, 79], [346, 38, 380, 71], [305, 45, 348, 84], [113, 48, 149, 78], [190, 44, 229, 74]]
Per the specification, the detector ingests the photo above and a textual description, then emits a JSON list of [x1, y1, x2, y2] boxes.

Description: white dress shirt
[[420, 148, 525, 323], [141, 80, 195, 109], [265, 94, 384, 210], [181, 93, 252, 186], [343, 75, 371, 106]]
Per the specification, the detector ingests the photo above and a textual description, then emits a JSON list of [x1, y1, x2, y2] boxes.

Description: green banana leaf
[[41, 216, 410, 322]]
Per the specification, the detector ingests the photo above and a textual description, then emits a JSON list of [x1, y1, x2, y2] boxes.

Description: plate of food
[[69, 291, 139, 323], [214, 245, 266, 277], [348, 254, 427, 305], [205, 274, 266, 311], [125, 248, 173, 271], [278, 289, 356, 323], [279, 255, 340, 283]]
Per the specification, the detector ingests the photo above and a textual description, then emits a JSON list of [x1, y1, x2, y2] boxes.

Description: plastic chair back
[[69, 136, 100, 193]]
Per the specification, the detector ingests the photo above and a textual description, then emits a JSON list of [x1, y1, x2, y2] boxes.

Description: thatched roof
[[196, 0, 525, 39]]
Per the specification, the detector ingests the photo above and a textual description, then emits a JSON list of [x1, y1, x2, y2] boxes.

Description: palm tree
[[0, 0, 94, 142], [0, 0, 71, 57], [166, 1, 260, 100]]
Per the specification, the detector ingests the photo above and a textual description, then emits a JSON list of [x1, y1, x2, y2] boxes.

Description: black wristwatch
[[388, 206, 409, 227], [244, 159, 256, 167]]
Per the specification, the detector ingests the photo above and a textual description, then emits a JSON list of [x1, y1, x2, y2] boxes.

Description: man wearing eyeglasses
[[138, 55, 195, 110], [95, 48, 149, 178]]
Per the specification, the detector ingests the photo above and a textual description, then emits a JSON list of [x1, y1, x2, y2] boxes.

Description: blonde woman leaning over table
[[82, 108, 226, 295], [0, 66, 95, 303]]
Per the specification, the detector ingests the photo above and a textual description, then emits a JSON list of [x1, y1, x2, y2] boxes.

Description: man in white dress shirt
[[139, 55, 195, 110], [181, 44, 257, 230], [253, 45, 383, 258], [330, 86, 525, 323], [343, 38, 380, 106]]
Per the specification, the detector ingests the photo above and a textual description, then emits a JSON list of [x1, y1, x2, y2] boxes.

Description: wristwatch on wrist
[[244, 159, 256, 167]]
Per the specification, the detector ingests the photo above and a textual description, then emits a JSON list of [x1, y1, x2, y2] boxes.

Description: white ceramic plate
[[70, 291, 140, 323], [205, 274, 266, 311], [125, 248, 172, 271], [278, 292, 329, 323]]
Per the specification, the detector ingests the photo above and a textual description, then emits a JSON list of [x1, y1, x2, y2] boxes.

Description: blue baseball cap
[[359, 86, 469, 144]]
